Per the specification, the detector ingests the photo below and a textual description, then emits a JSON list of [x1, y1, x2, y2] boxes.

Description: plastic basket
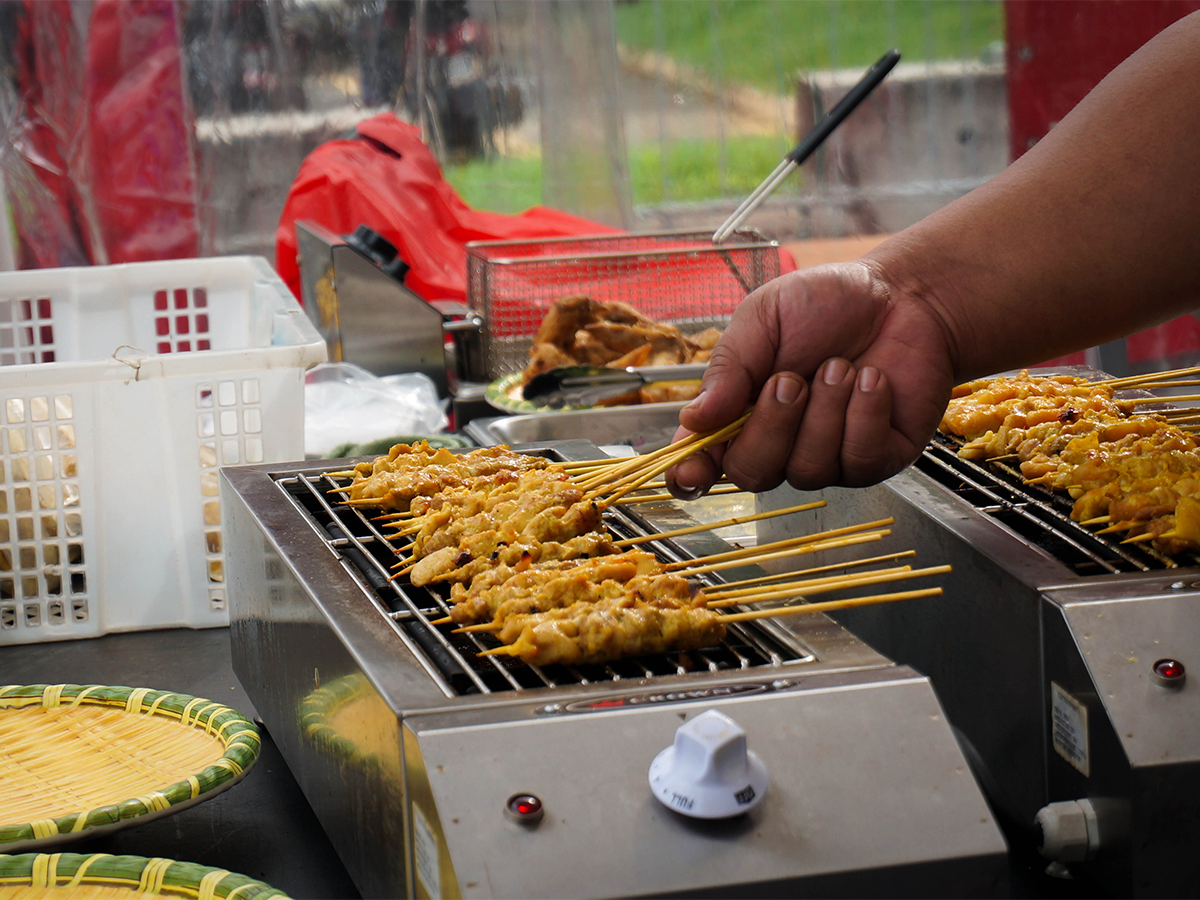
[[0, 257, 326, 645]]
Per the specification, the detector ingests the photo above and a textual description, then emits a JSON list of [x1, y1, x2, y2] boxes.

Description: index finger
[[678, 286, 783, 434]]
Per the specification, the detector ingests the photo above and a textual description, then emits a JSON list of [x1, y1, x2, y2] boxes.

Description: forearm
[[865, 11, 1200, 380]]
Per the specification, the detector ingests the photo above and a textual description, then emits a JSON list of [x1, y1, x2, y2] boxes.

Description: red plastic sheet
[[275, 113, 796, 307], [1007, 0, 1200, 371], [275, 113, 621, 304], [7, 0, 198, 268]]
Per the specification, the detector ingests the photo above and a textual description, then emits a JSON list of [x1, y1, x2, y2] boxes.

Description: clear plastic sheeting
[[304, 362, 448, 458], [4, 0, 1199, 377], [0, 0, 198, 269]]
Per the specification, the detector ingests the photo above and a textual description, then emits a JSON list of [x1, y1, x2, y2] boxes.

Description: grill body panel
[[757, 448, 1200, 896], [221, 447, 1007, 898]]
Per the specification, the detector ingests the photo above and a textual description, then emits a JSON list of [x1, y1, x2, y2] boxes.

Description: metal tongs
[[523, 363, 707, 409], [713, 49, 901, 244]]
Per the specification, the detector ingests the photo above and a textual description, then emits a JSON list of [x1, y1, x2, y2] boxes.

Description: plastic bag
[[304, 362, 449, 458]]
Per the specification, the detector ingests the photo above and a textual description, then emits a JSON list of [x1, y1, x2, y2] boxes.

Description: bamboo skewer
[[614, 500, 826, 547], [577, 431, 708, 492], [664, 518, 894, 571], [587, 414, 752, 503], [1121, 380, 1200, 390], [704, 565, 948, 607], [1097, 366, 1200, 388], [1123, 394, 1200, 407], [580, 412, 752, 494], [703, 550, 917, 591], [672, 531, 889, 576], [717, 587, 943, 623], [1121, 532, 1156, 544], [560, 457, 636, 472], [613, 484, 745, 505], [701, 563, 914, 601]]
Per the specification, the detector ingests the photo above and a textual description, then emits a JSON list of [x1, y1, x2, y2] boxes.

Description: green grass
[[444, 0, 1005, 210], [447, 134, 794, 213], [614, 0, 1005, 91]]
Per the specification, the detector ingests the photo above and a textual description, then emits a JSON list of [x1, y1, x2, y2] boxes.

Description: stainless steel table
[[3, 627, 359, 900]]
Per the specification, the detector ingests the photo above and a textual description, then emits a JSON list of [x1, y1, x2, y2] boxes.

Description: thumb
[[678, 334, 760, 435]]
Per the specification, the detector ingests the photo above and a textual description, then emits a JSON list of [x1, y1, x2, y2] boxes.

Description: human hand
[[665, 261, 956, 497]]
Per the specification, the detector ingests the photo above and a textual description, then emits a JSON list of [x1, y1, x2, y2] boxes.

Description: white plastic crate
[[0, 256, 326, 644]]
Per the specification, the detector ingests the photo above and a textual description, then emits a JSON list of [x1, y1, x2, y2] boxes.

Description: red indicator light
[[1152, 658, 1186, 687], [505, 793, 544, 825]]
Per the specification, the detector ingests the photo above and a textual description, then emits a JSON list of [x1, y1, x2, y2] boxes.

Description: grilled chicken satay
[[408, 470, 582, 558], [348, 442, 550, 509], [409, 497, 604, 584], [942, 372, 1120, 442], [1014, 417, 1173, 480], [412, 533, 620, 586], [445, 552, 678, 624], [491, 595, 727, 667], [943, 372, 1200, 554]]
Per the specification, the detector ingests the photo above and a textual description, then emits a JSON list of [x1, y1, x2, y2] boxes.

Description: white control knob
[[648, 709, 768, 819]]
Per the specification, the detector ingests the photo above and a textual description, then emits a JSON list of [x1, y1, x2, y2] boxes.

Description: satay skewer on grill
[[473, 587, 944, 667], [453, 564, 949, 632], [428, 547, 920, 627], [387, 482, 824, 577]]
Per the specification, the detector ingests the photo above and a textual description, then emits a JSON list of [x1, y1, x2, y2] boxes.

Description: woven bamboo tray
[[0, 852, 289, 898], [0, 685, 260, 853]]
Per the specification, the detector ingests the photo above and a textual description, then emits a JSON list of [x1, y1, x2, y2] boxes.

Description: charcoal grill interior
[[275, 452, 816, 699]]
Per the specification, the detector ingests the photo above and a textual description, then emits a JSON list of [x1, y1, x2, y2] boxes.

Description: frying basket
[[466, 229, 781, 379]]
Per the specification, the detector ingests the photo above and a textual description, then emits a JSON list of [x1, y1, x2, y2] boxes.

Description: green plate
[[485, 372, 580, 414]]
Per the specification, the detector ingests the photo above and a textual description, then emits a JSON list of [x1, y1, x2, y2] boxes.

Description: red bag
[[275, 113, 619, 304]]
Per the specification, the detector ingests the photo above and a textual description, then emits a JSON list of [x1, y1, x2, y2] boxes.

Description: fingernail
[[858, 366, 881, 391], [683, 390, 707, 412], [822, 358, 850, 385], [670, 478, 704, 501], [774, 373, 803, 404]]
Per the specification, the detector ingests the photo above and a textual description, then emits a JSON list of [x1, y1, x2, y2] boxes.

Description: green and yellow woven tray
[[0, 685, 260, 853], [0, 852, 289, 898]]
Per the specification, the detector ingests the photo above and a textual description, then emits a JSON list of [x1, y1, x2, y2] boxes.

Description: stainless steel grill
[[280, 463, 815, 697], [223, 440, 1007, 898], [757, 370, 1200, 897]]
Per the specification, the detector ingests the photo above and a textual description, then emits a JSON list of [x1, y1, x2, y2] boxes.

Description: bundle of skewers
[[326, 416, 949, 668], [939, 367, 1200, 557]]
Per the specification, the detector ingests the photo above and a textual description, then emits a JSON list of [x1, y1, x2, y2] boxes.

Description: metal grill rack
[[277, 463, 815, 699], [917, 432, 1197, 574], [465, 230, 781, 378]]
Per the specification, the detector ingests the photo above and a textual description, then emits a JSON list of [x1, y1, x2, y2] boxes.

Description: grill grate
[[917, 433, 1198, 574], [274, 463, 814, 698]]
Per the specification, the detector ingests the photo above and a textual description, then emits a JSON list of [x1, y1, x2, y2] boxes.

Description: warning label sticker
[[1051, 681, 1089, 777]]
